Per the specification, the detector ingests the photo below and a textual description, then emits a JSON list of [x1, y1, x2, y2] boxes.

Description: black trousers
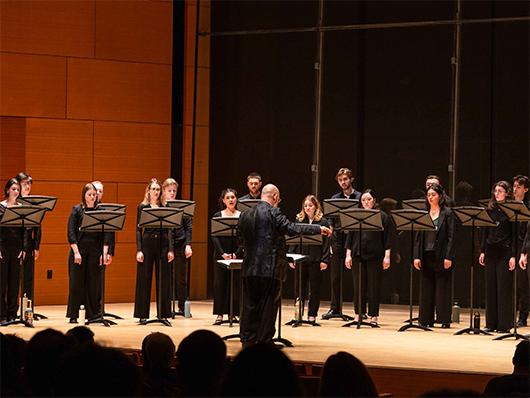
[[330, 231, 347, 312], [240, 276, 281, 346], [293, 261, 323, 317], [173, 240, 188, 312], [484, 245, 514, 330], [419, 251, 452, 325], [213, 259, 240, 316], [134, 235, 171, 319], [66, 236, 102, 319], [352, 258, 383, 317], [517, 265, 529, 321], [0, 245, 21, 319]]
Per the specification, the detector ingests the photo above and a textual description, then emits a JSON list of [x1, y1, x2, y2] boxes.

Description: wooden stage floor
[[3, 301, 523, 378]]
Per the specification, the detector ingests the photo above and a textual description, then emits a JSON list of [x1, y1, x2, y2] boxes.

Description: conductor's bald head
[[261, 184, 281, 207]]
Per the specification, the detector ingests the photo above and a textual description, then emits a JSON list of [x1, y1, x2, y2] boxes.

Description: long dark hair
[[358, 189, 379, 210], [425, 184, 447, 211], [218, 188, 238, 208], [4, 178, 20, 199], [81, 183, 99, 209], [488, 180, 513, 210]]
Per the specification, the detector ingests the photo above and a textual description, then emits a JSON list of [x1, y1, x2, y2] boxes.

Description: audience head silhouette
[[142, 332, 176, 371]]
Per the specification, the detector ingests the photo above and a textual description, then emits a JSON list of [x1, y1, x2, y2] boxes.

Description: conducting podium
[[339, 209, 383, 329], [80, 209, 126, 327], [211, 216, 240, 327], [166, 200, 196, 318], [17, 195, 57, 320], [285, 232, 323, 328], [0, 205, 46, 328], [138, 207, 183, 327], [452, 207, 497, 336], [494, 201, 530, 341], [322, 198, 359, 322], [390, 209, 435, 332]]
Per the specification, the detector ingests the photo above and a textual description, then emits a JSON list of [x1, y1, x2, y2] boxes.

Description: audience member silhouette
[[221, 343, 303, 397], [176, 329, 227, 397], [24, 328, 76, 397], [139, 332, 181, 397], [422, 389, 480, 397], [1, 333, 29, 397], [483, 340, 529, 397], [54, 343, 141, 397], [66, 325, 95, 346], [319, 351, 378, 397]]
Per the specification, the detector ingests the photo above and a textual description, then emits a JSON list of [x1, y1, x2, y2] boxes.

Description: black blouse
[[67, 204, 111, 247], [0, 203, 28, 252], [212, 211, 243, 260], [136, 203, 174, 252], [345, 211, 391, 260], [481, 207, 516, 257], [288, 217, 330, 263]]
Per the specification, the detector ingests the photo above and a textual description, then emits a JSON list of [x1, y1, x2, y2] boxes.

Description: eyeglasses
[[150, 188, 161, 192]]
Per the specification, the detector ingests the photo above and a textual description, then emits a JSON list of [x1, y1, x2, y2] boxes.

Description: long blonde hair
[[296, 195, 323, 222], [142, 178, 165, 206]]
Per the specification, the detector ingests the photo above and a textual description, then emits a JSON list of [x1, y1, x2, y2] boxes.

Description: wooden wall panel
[[34, 243, 70, 305], [97, 182, 118, 204], [25, 118, 93, 182], [0, 117, 25, 180], [105, 243, 138, 303], [93, 122, 171, 183], [116, 183, 150, 244], [0, 53, 66, 118], [34, 181, 89, 245], [0, 0, 95, 58], [67, 58, 172, 124], [96, 0, 173, 64]]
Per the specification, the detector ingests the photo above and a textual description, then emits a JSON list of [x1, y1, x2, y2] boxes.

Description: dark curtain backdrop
[[206, 1, 529, 307]]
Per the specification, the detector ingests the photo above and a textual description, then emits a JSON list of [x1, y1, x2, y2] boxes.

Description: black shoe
[[362, 314, 368, 320], [69, 318, 78, 324], [517, 318, 527, 327], [496, 329, 511, 334], [441, 323, 450, 329], [483, 327, 495, 333], [321, 310, 337, 319], [139, 318, 147, 323], [418, 322, 433, 328]]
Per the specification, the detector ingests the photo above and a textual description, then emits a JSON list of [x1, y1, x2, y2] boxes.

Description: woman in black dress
[[288, 195, 330, 323], [134, 178, 174, 323], [345, 190, 391, 326], [66, 183, 110, 323], [479, 180, 516, 333], [0, 179, 27, 323], [212, 188, 242, 324], [413, 184, 456, 328]]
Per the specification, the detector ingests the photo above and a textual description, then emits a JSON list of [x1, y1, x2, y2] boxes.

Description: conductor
[[237, 184, 331, 347]]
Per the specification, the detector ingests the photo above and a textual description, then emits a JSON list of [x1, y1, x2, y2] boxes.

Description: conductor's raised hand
[[414, 259, 421, 270], [136, 251, 144, 263], [520, 253, 527, 270], [320, 226, 332, 236]]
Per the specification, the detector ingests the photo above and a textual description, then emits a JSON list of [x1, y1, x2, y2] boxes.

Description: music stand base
[[103, 312, 123, 320], [139, 318, 172, 327], [1, 319, 34, 328], [87, 317, 117, 327], [213, 319, 240, 327], [285, 319, 321, 327], [321, 313, 354, 322], [492, 332, 529, 341], [454, 327, 493, 336], [403, 317, 419, 323], [343, 320, 379, 329], [398, 323, 432, 332], [172, 311, 186, 319], [33, 313, 48, 320]]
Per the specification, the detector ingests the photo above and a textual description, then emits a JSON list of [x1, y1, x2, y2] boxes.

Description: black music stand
[[217, 259, 243, 340], [339, 209, 383, 329], [211, 217, 240, 327], [402, 199, 427, 211], [493, 201, 530, 341], [322, 199, 359, 321], [452, 207, 497, 336], [285, 233, 323, 327], [166, 200, 196, 318], [80, 210, 126, 327], [138, 207, 183, 327], [237, 199, 261, 212], [17, 195, 57, 320], [96, 203, 126, 320], [477, 199, 490, 207], [0, 205, 46, 328], [390, 209, 436, 332]]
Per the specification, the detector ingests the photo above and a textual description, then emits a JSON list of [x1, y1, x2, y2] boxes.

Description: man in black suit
[[513, 175, 530, 327], [322, 167, 361, 319], [239, 172, 262, 201], [237, 184, 331, 347]]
